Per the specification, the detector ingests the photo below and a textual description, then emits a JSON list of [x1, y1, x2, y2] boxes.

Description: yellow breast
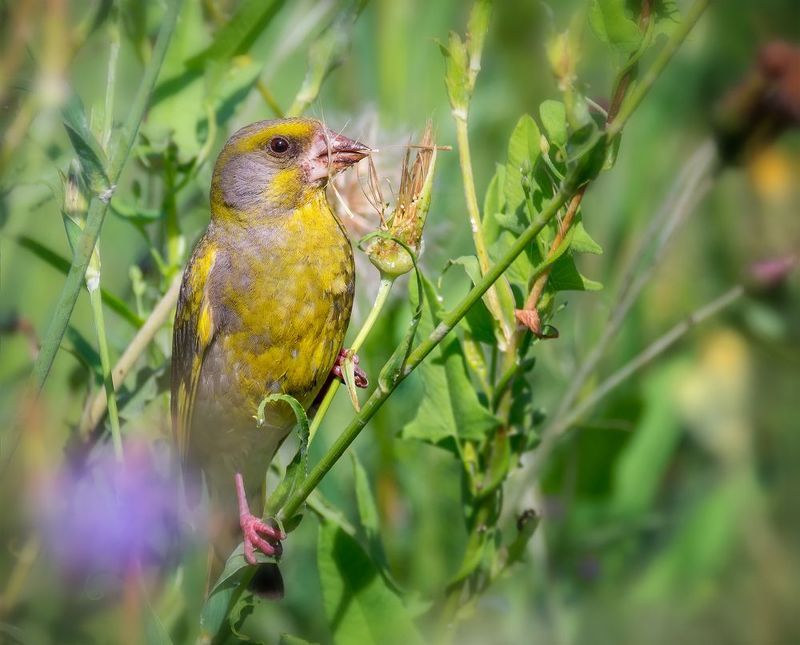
[[212, 190, 354, 417]]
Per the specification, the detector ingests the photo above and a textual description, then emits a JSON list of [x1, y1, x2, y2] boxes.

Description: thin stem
[[256, 80, 285, 117], [606, 0, 711, 140], [522, 187, 586, 318], [455, 118, 514, 344], [351, 278, 394, 351], [89, 285, 124, 460], [550, 141, 717, 425], [81, 275, 182, 435], [536, 285, 744, 461], [454, 119, 491, 273], [101, 16, 120, 150], [280, 188, 571, 520], [308, 277, 394, 445]]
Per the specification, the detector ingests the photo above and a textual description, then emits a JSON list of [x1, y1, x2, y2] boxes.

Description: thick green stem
[[280, 189, 571, 520], [308, 277, 395, 445]]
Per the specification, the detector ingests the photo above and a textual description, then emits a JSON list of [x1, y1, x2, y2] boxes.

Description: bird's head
[[210, 118, 370, 216]]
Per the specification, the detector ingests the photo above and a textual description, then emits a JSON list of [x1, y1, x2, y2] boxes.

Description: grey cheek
[[221, 154, 273, 211]]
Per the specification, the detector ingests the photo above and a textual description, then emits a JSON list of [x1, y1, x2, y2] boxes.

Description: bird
[[170, 118, 370, 578]]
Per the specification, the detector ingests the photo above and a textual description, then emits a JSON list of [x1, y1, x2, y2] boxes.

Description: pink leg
[[331, 349, 369, 388], [235, 473, 285, 566]]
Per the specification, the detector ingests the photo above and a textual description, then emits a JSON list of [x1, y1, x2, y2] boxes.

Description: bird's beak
[[307, 128, 371, 184]]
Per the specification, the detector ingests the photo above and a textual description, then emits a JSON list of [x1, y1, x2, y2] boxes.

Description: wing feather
[[171, 239, 218, 461]]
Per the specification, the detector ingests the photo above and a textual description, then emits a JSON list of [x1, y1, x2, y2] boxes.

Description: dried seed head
[[363, 122, 438, 278]]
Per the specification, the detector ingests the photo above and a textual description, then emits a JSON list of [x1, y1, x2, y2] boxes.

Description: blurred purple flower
[[38, 440, 199, 580]]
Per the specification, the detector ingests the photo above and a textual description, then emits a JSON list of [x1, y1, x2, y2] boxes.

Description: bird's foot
[[332, 349, 368, 388], [235, 473, 285, 565]]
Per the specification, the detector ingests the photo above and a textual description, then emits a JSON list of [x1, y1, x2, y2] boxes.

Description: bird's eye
[[269, 136, 290, 154]]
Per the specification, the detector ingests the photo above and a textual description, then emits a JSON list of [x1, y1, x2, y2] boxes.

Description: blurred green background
[[1, 0, 800, 643]]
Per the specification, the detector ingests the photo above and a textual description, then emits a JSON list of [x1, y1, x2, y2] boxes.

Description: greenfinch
[[171, 118, 370, 568]]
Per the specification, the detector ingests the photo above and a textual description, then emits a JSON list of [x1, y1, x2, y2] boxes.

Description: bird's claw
[[235, 473, 285, 566], [332, 349, 368, 388], [241, 513, 284, 565]]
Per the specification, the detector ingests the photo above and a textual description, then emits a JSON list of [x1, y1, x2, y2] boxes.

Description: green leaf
[[350, 453, 401, 592], [539, 100, 568, 147], [548, 254, 603, 292], [145, 0, 208, 159], [147, 2, 266, 163], [289, 0, 368, 116], [565, 124, 607, 190], [188, 0, 287, 66], [200, 544, 275, 638], [61, 91, 111, 195], [120, 0, 148, 62], [633, 475, 756, 602], [612, 363, 685, 517], [268, 456, 304, 521], [63, 325, 103, 385], [481, 163, 506, 246], [117, 365, 166, 422], [352, 454, 379, 538], [110, 198, 162, 224], [442, 255, 495, 344], [259, 393, 310, 519], [499, 114, 541, 233], [279, 635, 319, 645], [142, 587, 174, 645], [317, 522, 423, 645], [589, 0, 642, 54], [402, 276, 501, 451], [477, 428, 512, 500], [9, 234, 143, 328], [466, 0, 491, 75], [440, 32, 470, 115], [570, 220, 603, 255]]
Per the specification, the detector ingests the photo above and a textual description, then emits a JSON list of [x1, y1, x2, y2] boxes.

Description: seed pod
[[363, 122, 438, 278]]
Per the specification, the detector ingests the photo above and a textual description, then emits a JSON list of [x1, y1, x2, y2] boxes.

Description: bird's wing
[[171, 239, 219, 461]]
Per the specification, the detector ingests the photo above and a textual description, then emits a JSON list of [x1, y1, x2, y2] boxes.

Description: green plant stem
[[454, 119, 491, 274], [28, 0, 182, 393], [84, 4, 124, 461], [308, 277, 394, 445], [454, 118, 514, 345], [89, 285, 124, 460], [81, 274, 182, 436], [606, 0, 711, 140], [280, 188, 571, 520]]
